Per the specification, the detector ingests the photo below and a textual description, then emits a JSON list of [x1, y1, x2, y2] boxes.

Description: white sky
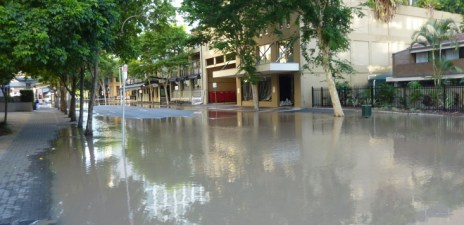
[[172, 0, 188, 30]]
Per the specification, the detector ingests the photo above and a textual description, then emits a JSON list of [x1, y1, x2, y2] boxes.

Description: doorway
[[279, 76, 293, 106]]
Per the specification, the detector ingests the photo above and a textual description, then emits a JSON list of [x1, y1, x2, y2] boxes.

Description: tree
[[294, 0, 362, 117], [181, 0, 282, 110], [0, 1, 53, 124], [411, 18, 461, 86], [137, 24, 190, 106], [415, 0, 464, 14], [365, 0, 405, 23]]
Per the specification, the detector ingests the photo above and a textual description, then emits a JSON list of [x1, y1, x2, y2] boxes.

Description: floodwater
[[47, 109, 464, 225]]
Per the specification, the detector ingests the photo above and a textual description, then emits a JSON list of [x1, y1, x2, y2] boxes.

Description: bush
[[376, 83, 395, 106], [20, 90, 34, 103], [408, 81, 422, 108]]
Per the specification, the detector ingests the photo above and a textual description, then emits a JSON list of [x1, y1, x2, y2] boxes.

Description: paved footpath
[[0, 107, 70, 225]]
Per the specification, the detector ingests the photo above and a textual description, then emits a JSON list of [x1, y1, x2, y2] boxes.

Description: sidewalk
[[0, 106, 70, 225]]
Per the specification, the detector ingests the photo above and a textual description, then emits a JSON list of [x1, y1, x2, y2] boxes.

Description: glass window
[[415, 52, 429, 63], [258, 44, 272, 64], [242, 81, 252, 101], [258, 77, 272, 101], [444, 49, 459, 61], [278, 40, 294, 63]]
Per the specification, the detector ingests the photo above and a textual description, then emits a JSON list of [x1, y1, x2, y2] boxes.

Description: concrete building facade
[[116, 3, 462, 108]]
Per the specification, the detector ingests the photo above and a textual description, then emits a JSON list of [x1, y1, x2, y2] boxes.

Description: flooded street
[[47, 109, 464, 225]]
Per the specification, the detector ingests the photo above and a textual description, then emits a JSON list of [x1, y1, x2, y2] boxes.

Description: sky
[[172, 0, 188, 30]]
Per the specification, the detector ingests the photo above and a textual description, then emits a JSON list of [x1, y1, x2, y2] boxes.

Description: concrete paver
[[0, 107, 69, 225]]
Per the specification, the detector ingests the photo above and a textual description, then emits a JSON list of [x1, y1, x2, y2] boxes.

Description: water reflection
[[49, 110, 464, 224]]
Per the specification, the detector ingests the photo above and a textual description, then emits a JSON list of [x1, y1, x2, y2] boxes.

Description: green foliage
[[415, 0, 464, 14], [181, 0, 282, 85], [408, 81, 423, 107], [19, 89, 34, 103], [376, 83, 395, 106], [137, 24, 190, 79], [299, 0, 363, 77], [336, 80, 351, 90]]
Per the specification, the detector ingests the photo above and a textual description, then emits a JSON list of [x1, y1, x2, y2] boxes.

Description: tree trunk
[[78, 66, 85, 128], [164, 82, 170, 106], [60, 85, 68, 114], [1, 86, 8, 124], [321, 45, 344, 117], [85, 51, 99, 136], [251, 83, 259, 111], [69, 75, 77, 122]]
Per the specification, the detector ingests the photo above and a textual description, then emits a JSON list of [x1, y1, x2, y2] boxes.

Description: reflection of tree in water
[[124, 118, 200, 186], [367, 114, 464, 223], [370, 184, 415, 225], [418, 166, 464, 216], [48, 127, 177, 225]]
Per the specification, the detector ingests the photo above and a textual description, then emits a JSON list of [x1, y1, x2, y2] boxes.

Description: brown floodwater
[[48, 109, 464, 225]]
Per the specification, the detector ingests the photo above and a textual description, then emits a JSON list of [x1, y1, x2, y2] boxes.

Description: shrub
[[376, 83, 395, 106], [19, 90, 34, 103], [408, 81, 422, 108]]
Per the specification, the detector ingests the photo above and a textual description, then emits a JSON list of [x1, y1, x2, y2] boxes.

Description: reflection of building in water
[[144, 183, 209, 224], [89, 117, 210, 224], [201, 111, 300, 182]]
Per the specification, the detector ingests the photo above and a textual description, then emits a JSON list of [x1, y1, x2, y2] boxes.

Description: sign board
[[212, 82, 217, 89], [122, 64, 128, 80]]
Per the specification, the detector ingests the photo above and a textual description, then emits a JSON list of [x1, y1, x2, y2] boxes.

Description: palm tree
[[410, 18, 461, 86], [367, 0, 404, 23]]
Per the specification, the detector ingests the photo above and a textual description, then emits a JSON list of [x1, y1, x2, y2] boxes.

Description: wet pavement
[[0, 107, 69, 225], [45, 106, 464, 225]]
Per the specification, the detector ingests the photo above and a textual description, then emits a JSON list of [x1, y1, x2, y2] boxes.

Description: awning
[[386, 74, 464, 82], [188, 73, 201, 79], [122, 83, 144, 91]]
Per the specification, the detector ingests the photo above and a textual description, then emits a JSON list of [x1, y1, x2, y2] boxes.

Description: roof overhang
[[212, 63, 300, 78], [410, 41, 464, 53], [256, 63, 300, 75], [123, 83, 145, 90], [387, 74, 464, 82]]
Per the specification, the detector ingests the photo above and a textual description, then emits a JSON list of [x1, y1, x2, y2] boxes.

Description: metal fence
[[312, 85, 464, 112]]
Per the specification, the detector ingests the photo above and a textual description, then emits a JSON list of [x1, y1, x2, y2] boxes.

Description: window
[[278, 40, 294, 63], [258, 44, 272, 64], [206, 58, 214, 66], [415, 52, 429, 63], [215, 56, 224, 64], [242, 81, 252, 101], [444, 49, 459, 61], [258, 77, 272, 101], [183, 79, 190, 89]]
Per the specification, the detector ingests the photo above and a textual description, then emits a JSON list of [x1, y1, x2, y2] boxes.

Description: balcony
[[212, 62, 300, 78], [390, 59, 464, 82]]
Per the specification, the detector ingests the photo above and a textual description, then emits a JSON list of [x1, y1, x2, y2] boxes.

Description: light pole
[[118, 66, 123, 105]]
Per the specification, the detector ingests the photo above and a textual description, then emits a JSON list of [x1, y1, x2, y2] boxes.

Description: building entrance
[[279, 76, 293, 106]]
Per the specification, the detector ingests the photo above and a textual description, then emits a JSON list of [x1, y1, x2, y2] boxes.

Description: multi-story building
[[207, 16, 301, 108], [205, 4, 461, 108], [389, 34, 464, 85], [121, 3, 461, 108]]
